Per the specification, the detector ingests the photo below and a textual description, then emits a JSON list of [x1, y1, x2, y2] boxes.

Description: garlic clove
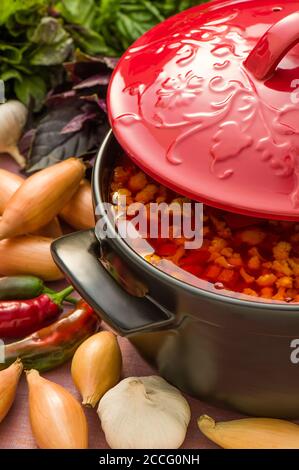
[[27, 369, 88, 449], [198, 415, 299, 449], [98, 375, 191, 449], [71, 331, 122, 408], [0, 359, 23, 422]]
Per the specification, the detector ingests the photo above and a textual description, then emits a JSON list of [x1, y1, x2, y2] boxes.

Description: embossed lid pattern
[[108, 0, 299, 220]]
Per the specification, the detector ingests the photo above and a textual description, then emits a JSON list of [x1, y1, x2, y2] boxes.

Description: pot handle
[[51, 230, 175, 336], [244, 11, 299, 80]]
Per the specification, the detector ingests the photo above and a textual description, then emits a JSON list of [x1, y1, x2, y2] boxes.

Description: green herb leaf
[[0, 68, 22, 82], [0, 0, 210, 106], [30, 39, 73, 65], [0, 0, 46, 25], [66, 25, 117, 57], [14, 75, 47, 110], [55, 0, 96, 28], [29, 16, 68, 44], [27, 17, 73, 65]]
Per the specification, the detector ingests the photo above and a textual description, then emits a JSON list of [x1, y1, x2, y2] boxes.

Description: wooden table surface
[[0, 154, 243, 449]]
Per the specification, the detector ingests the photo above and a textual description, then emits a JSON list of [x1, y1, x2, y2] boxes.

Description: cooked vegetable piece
[[109, 155, 299, 302]]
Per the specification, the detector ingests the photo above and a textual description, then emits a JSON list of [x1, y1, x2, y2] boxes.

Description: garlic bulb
[[27, 369, 88, 449], [98, 376, 190, 449], [0, 101, 28, 168]]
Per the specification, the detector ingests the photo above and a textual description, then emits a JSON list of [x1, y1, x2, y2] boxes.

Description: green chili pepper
[[0, 275, 78, 304], [0, 275, 44, 300], [0, 300, 100, 372]]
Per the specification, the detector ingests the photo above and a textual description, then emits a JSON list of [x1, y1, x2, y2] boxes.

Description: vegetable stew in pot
[[109, 155, 299, 303]]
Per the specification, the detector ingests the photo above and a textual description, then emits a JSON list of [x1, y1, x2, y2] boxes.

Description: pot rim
[[92, 129, 299, 312]]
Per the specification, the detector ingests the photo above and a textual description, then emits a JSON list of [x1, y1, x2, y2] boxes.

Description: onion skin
[[0, 169, 24, 214], [198, 415, 299, 449], [0, 158, 85, 240], [0, 235, 63, 281], [0, 359, 23, 423], [27, 369, 88, 449], [71, 331, 122, 408], [60, 179, 94, 230]]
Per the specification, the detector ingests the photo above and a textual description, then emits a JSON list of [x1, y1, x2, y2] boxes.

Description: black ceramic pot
[[52, 130, 299, 418]]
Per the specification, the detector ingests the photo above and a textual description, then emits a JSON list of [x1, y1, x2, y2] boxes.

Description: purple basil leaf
[[25, 102, 108, 174], [64, 55, 117, 82], [46, 89, 77, 107], [73, 74, 110, 89], [19, 129, 36, 158], [61, 111, 97, 134], [98, 98, 107, 113], [80, 94, 107, 112]]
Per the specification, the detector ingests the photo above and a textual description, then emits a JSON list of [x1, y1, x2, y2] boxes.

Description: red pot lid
[[108, 0, 299, 220]]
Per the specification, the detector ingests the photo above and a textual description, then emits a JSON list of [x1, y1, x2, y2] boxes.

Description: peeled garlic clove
[[98, 376, 190, 449], [0, 359, 23, 422], [0, 100, 28, 168], [198, 415, 299, 449], [71, 331, 122, 407], [27, 369, 88, 449]]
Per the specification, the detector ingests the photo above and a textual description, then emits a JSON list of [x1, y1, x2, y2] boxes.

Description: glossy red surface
[[108, 0, 299, 220]]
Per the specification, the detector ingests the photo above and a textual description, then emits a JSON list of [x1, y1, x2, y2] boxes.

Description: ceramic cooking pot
[[52, 0, 299, 417]]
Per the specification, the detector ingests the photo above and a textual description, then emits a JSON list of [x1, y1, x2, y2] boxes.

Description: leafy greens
[[0, 0, 208, 109]]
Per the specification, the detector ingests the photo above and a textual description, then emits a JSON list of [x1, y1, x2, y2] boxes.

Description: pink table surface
[[0, 154, 243, 449]]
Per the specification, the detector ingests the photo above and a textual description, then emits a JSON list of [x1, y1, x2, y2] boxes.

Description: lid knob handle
[[244, 11, 299, 80]]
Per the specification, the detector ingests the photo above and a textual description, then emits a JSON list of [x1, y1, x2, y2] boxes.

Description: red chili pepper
[[0, 286, 73, 339], [1, 300, 100, 372]]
